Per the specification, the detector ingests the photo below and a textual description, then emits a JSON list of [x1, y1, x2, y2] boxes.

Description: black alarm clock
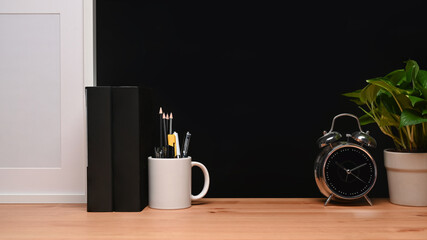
[[314, 113, 377, 206]]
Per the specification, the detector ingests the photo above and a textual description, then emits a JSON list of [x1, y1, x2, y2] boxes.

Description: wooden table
[[0, 198, 426, 239]]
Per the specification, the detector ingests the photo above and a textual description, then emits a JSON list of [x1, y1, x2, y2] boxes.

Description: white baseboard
[[0, 194, 86, 203]]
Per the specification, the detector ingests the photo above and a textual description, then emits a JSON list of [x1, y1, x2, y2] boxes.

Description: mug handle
[[191, 161, 210, 200]]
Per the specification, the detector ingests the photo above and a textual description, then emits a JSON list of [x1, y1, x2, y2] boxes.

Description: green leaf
[[359, 113, 376, 125], [405, 60, 419, 89], [367, 78, 411, 95], [360, 84, 380, 104], [342, 89, 362, 98], [400, 109, 427, 127], [385, 69, 406, 86], [385, 69, 404, 77], [343, 89, 363, 105], [408, 95, 425, 107], [378, 101, 400, 127], [415, 82, 427, 100], [423, 109, 427, 115], [395, 94, 413, 110], [377, 89, 400, 114], [416, 70, 427, 88], [415, 70, 427, 99]]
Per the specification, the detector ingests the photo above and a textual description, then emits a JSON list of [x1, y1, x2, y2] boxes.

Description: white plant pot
[[384, 149, 427, 206]]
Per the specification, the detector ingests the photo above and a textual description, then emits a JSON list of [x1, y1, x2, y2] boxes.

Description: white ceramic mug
[[148, 156, 210, 209]]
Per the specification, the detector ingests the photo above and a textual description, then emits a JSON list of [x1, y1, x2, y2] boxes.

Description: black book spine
[[112, 87, 141, 212], [86, 87, 113, 212], [138, 87, 154, 210]]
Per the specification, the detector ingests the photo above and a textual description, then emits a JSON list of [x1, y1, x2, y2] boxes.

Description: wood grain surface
[[0, 198, 426, 239]]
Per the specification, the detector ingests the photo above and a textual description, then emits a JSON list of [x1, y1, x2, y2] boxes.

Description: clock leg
[[364, 195, 373, 206], [324, 194, 333, 206]]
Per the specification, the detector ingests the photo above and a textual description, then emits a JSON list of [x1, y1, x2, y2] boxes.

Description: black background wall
[[96, 1, 427, 198]]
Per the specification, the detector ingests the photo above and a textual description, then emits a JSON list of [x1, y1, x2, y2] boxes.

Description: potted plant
[[343, 60, 427, 206]]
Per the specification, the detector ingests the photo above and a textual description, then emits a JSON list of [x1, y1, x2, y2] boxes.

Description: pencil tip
[[159, 107, 163, 114], [170, 112, 173, 119], [166, 114, 169, 120], [162, 113, 166, 118]]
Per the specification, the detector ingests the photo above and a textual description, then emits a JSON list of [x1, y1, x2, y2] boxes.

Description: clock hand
[[349, 163, 367, 172], [335, 162, 351, 182], [349, 172, 366, 184], [335, 161, 348, 172]]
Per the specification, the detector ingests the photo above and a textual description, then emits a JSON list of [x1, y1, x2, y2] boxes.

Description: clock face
[[324, 146, 376, 198]]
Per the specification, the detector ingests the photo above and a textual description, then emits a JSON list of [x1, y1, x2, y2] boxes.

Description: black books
[[86, 86, 153, 212], [112, 87, 141, 212], [86, 87, 113, 212], [137, 87, 154, 210]]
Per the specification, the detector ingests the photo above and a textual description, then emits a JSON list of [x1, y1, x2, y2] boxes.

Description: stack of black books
[[86, 86, 153, 212]]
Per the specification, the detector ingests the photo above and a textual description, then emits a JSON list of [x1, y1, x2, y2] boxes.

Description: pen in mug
[[174, 131, 181, 158], [182, 132, 191, 158]]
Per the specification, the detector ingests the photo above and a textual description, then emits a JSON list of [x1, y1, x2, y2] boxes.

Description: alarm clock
[[314, 113, 377, 206]]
